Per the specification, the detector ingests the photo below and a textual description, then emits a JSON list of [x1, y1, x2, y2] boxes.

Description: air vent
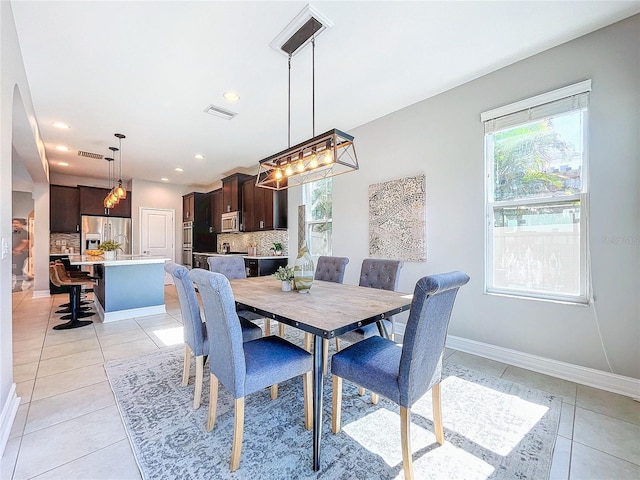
[[204, 104, 237, 120], [77, 150, 103, 159]]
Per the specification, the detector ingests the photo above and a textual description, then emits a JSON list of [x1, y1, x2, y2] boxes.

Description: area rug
[[105, 339, 561, 480]]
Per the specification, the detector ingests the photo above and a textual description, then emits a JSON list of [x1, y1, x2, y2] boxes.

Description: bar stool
[[49, 263, 95, 330]]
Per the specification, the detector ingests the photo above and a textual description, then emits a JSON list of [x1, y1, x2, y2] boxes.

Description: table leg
[[312, 334, 324, 471]]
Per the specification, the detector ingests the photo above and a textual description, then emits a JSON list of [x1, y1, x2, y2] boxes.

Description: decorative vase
[[293, 245, 314, 293], [103, 250, 116, 260], [281, 280, 292, 292]]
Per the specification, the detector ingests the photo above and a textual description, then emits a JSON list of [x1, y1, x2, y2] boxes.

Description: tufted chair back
[[314, 256, 349, 283], [359, 259, 403, 291], [208, 256, 247, 280]]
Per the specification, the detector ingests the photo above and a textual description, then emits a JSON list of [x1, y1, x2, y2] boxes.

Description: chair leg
[[323, 338, 329, 375], [358, 386, 365, 396], [264, 318, 271, 336], [304, 332, 312, 352], [230, 397, 245, 472], [278, 322, 285, 337], [400, 406, 414, 480], [303, 372, 312, 430], [206, 374, 219, 432], [270, 384, 278, 400], [332, 375, 343, 434], [335, 337, 341, 352], [182, 344, 191, 386], [432, 382, 444, 445], [193, 355, 204, 410], [371, 392, 379, 405]]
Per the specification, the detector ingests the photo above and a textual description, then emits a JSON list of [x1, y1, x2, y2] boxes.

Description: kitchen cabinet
[[221, 173, 252, 214], [211, 188, 223, 234], [244, 257, 288, 277], [79, 185, 131, 217], [241, 175, 288, 231], [182, 193, 195, 222], [50, 185, 80, 232]]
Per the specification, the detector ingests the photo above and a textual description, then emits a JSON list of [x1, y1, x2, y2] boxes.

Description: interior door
[[140, 207, 175, 284]]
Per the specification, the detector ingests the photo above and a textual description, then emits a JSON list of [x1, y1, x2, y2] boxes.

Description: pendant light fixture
[[113, 133, 127, 199], [256, 6, 358, 190], [103, 154, 117, 208]]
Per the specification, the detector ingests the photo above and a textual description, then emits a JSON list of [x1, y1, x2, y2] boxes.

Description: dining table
[[229, 276, 413, 471]]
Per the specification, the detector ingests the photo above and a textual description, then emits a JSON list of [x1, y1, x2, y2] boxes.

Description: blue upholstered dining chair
[[336, 258, 403, 402], [331, 271, 470, 480], [188, 269, 313, 472], [207, 256, 272, 335], [164, 263, 261, 410]]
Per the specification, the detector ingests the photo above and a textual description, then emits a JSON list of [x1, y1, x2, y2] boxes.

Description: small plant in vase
[[98, 240, 122, 260], [270, 242, 284, 256], [273, 265, 295, 291]]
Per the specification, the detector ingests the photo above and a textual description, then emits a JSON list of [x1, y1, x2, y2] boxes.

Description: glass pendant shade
[[114, 181, 126, 199]]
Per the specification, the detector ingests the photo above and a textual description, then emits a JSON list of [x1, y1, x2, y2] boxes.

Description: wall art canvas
[[369, 174, 426, 262]]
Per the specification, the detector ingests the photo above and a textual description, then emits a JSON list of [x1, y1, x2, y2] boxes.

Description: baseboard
[[95, 300, 167, 323], [31, 289, 50, 298], [446, 335, 640, 400], [0, 384, 20, 459]]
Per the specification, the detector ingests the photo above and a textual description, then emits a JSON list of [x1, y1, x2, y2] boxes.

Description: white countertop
[[68, 254, 170, 266]]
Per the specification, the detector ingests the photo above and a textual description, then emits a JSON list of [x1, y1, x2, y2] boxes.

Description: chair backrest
[[164, 263, 206, 356], [189, 268, 246, 397], [49, 263, 62, 287], [208, 256, 247, 280], [359, 259, 402, 291], [398, 271, 470, 408], [314, 256, 349, 283]]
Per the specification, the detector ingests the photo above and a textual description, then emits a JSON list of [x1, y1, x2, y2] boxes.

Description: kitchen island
[[69, 254, 170, 322]]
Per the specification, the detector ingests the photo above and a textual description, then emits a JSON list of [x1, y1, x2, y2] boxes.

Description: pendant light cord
[[312, 37, 315, 137], [288, 54, 292, 148]]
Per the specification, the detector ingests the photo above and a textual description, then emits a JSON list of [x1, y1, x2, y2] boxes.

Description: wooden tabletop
[[229, 276, 413, 338]]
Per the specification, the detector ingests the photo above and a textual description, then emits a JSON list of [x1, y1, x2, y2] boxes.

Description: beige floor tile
[[13, 405, 126, 480], [447, 351, 508, 377], [9, 404, 29, 440], [0, 437, 20, 480], [93, 318, 143, 337], [32, 363, 107, 401], [36, 349, 104, 378], [15, 379, 34, 405], [549, 435, 571, 480], [11, 337, 45, 354], [570, 442, 640, 480], [135, 313, 181, 328], [25, 381, 115, 434], [13, 348, 42, 366], [576, 384, 640, 426], [573, 407, 640, 465], [43, 327, 97, 347], [13, 361, 39, 383], [40, 337, 101, 360], [147, 325, 184, 349], [501, 366, 577, 405], [97, 328, 150, 348], [558, 402, 575, 439], [101, 337, 159, 361], [30, 439, 141, 480]]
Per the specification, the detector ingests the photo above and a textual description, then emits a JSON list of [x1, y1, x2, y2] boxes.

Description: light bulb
[[114, 182, 126, 199], [323, 149, 334, 164], [296, 161, 305, 173], [275, 168, 283, 180], [309, 154, 318, 169], [285, 164, 293, 176]]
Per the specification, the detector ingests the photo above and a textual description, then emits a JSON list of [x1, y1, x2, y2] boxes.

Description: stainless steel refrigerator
[[81, 215, 132, 254]]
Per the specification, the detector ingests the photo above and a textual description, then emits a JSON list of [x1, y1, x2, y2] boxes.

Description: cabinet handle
[[76, 224, 79, 232], [260, 220, 264, 229]]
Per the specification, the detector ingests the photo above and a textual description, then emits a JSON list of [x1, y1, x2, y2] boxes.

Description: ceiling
[[11, 1, 639, 188]]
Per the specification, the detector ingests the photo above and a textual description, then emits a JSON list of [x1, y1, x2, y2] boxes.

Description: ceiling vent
[[270, 4, 333, 57], [204, 104, 237, 120], [77, 150, 103, 159]]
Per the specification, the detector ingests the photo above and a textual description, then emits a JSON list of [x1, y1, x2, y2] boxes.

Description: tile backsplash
[[217, 230, 288, 256], [50, 233, 81, 254]]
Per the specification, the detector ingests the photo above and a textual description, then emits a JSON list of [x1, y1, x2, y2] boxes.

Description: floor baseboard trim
[[0, 384, 20, 459], [446, 335, 640, 400], [31, 289, 50, 298]]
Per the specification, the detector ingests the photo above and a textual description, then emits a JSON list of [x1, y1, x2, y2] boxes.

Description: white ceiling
[[11, 1, 639, 188]]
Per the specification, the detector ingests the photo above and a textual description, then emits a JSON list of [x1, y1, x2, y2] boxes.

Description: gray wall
[[331, 15, 639, 378]]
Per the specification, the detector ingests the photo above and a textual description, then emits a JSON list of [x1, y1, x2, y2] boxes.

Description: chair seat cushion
[[331, 335, 402, 405], [239, 318, 262, 342], [339, 319, 392, 344], [243, 336, 312, 397]]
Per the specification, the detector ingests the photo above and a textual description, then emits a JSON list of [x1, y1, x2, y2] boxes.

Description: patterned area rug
[[105, 337, 560, 480]]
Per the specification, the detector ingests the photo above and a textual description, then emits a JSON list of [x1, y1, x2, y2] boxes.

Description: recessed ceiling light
[[52, 122, 70, 129], [223, 91, 240, 103], [55, 145, 70, 152], [58, 161, 69, 166], [161, 177, 169, 182], [194, 154, 205, 160], [175, 167, 183, 172]]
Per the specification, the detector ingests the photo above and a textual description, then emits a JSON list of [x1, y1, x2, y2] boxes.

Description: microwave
[[221, 211, 241, 233]]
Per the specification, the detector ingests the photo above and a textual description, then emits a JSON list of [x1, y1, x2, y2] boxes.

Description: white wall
[[332, 15, 639, 379]]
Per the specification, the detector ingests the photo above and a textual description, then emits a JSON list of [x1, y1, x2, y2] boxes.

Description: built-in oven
[[182, 221, 193, 268], [221, 211, 240, 233]]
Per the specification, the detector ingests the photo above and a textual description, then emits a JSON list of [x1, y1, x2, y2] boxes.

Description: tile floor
[[2, 288, 639, 479]]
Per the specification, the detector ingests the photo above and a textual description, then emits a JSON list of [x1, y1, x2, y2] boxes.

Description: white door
[[140, 207, 175, 284]]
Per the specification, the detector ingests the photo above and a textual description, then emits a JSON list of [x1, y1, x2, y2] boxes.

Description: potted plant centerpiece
[[273, 265, 295, 291], [270, 242, 284, 256], [99, 240, 122, 260]]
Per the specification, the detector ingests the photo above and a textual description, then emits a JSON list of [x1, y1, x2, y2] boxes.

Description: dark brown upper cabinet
[[50, 185, 80, 232]]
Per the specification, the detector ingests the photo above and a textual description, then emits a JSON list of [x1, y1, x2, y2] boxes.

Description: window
[[303, 177, 332, 259], [482, 81, 590, 303]]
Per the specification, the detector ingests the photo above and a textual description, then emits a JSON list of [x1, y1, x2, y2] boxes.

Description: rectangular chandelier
[[256, 128, 358, 190]]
